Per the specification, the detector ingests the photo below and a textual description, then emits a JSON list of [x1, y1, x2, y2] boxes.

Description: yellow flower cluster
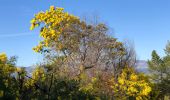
[[0, 53, 17, 96], [110, 67, 151, 99], [0, 53, 16, 74], [32, 67, 45, 81], [30, 6, 80, 52], [25, 67, 46, 87], [0, 53, 7, 63]]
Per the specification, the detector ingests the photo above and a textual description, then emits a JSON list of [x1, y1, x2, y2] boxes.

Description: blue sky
[[0, 0, 170, 66]]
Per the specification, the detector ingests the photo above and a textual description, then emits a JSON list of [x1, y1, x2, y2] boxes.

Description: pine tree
[[148, 43, 170, 99]]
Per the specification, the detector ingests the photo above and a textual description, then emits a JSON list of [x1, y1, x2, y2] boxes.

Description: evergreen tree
[[148, 42, 170, 99]]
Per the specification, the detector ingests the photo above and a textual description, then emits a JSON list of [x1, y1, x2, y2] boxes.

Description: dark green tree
[[148, 42, 170, 99]]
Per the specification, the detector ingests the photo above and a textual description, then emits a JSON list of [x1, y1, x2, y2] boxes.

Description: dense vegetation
[[0, 6, 169, 100]]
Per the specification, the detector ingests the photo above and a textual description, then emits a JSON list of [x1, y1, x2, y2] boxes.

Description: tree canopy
[[1, 5, 168, 100]]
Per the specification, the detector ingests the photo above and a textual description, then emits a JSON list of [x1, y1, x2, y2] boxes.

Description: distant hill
[[23, 60, 149, 75], [135, 60, 148, 73], [24, 67, 35, 76]]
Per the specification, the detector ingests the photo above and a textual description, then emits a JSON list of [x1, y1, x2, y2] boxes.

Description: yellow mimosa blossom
[[110, 67, 151, 99], [30, 6, 80, 53]]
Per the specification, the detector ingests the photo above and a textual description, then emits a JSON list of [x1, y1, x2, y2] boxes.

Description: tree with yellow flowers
[[0, 53, 18, 99], [29, 6, 152, 99], [30, 6, 80, 53]]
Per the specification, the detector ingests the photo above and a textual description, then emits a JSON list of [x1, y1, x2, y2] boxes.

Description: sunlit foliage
[[0, 53, 17, 99], [30, 6, 80, 53], [0, 5, 156, 100], [28, 6, 152, 99], [110, 67, 151, 100]]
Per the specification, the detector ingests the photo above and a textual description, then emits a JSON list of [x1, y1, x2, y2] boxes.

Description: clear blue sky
[[0, 0, 170, 66]]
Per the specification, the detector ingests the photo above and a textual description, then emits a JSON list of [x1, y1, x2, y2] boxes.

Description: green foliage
[[0, 53, 18, 99], [28, 6, 151, 100], [148, 42, 170, 99], [0, 6, 155, 100]]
